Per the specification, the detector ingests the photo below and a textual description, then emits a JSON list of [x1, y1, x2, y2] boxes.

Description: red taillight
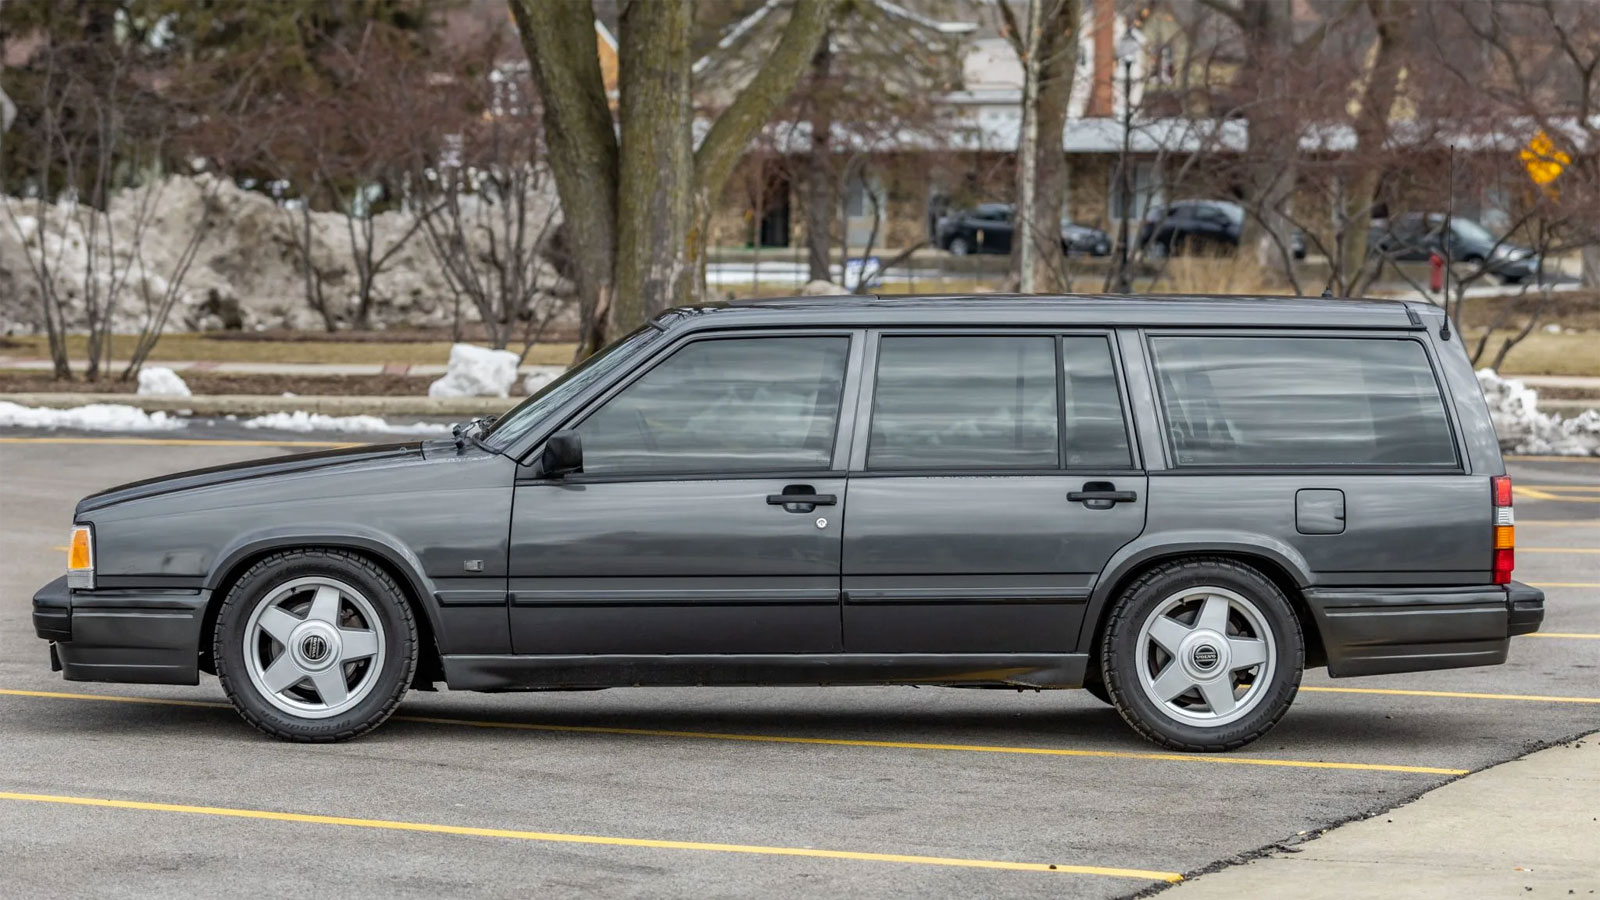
[[1492, 476, 1514, 584]]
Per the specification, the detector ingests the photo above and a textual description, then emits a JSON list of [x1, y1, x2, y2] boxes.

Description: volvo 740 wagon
[[33, 295, 1545, 750]]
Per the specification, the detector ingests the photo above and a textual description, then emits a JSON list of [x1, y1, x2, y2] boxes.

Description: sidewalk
[[1168, 733, 1600, 897]]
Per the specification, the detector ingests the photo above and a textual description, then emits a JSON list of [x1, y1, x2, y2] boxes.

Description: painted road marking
[[0, 689, 1467, 776], [1519, 486, 1600, 491], [0, 437, 360, 448], [1301, 686, 1600, 704], [1520, 547, 1600, 554], [0, 790, 1182, 882], [1517, 520, 1600, 526], [1526, 633, 1600, 640]]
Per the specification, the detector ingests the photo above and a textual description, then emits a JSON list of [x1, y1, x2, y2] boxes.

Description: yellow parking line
[[1526, 633, 1600, 640], [0, 790, 1182, 882], [1520, 485, 1600, 491], [0, 689, 1467, 776], [1302, 686, 1600, 704], [1528, 582, 1600, 588], [0, 437, 361, 448], [1517, 520, 1600, 526], [1520, 547, 1600, 554], [1515, 487, 1600, 503]]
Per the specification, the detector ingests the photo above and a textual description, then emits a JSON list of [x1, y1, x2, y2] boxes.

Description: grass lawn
[[1469, 331, 1600, 377], [1, 333, 578, 367]]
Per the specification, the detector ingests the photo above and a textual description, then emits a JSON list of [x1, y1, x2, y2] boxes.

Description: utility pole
[[1017, 0, 1044, 293]]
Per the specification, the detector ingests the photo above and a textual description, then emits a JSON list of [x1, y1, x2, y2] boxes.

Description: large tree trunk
[[1011, 0, 1079, 292], [804, 33, 834, 283], [511, 0, 619, 359], [1337, 0, 1413, 296], [615, 0, 695, 328]]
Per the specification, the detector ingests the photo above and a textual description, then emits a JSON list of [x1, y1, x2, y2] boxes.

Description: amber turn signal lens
[[67, 526, 93, 570], [1494, 525, 1515, 549]]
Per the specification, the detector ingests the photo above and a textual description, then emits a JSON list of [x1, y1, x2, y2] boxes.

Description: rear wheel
[[947, 236, 971, 256], [214, 549, 416, 742], [1099, 558, 1302, 751]]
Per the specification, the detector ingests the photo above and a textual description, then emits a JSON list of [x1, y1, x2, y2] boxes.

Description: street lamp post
[[1115, 31, 1140, 294]]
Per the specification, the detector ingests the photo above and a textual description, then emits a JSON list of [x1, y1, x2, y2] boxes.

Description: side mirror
[[540, 430, 583, 478]]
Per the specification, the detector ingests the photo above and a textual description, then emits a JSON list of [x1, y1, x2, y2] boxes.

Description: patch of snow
[[523, 370, 555, 396], [1477, 369, 1600, 457], [0, 401, 183, 431], [239, 411, 451, 435], [800, 279, 851, 296], [136, 366, 191, 397], [428, 343, 520, 398]]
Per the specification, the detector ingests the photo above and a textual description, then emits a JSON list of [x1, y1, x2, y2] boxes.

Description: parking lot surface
[[1, 432, 1596, 898]]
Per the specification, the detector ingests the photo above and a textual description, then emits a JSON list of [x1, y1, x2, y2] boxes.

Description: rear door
[[508, 332, 859, 654], [841, 332, 1147, 652], [1144, 332, 1488, 584]]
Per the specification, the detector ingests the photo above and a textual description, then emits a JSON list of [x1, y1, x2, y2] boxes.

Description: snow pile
[[239, 412, 451, 435], [136, 367, 192, 397], [523, 369, 556, 396], [1, 175, 574, 335], [0, 401, 183, 431], [800, 279, 851, 296], [428, 344, 521, 398], [1476, 369, 1600, 457]]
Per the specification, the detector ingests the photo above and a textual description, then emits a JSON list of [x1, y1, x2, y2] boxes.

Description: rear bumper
[[32, 575, 208, 686], [1306, 581, 1544, 678]]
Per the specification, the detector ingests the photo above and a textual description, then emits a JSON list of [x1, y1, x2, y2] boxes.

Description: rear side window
[[576, 336, 848, 475], [1062, 337, 1132, 468], [1150, 336, 1457, 467], [869, 336, 1057, 469]]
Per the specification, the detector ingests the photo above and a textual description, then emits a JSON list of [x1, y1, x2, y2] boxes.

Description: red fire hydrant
[[1429, 252, 1444, 293]]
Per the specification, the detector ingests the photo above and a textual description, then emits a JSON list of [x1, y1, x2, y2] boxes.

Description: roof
[[654, 294, 1432, 331]]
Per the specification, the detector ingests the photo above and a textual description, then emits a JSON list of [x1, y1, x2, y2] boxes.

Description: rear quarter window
[[1149, 336, 1458, 467]]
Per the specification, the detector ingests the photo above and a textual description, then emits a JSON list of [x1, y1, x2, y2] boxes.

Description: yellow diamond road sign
[[1521, 131, 1569, 186]]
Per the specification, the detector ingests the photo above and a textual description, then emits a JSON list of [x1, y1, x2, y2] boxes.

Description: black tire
[[947, 235, 971, 256], [1098, 557, 1303, 752], [214, 548, 417, 742]]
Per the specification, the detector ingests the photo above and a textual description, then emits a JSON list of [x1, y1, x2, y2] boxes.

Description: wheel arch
[[1077, 539, 1324, 668], [199, 531, 445, 686]]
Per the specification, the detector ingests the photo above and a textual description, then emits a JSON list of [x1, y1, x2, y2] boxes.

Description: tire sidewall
[[215, 551, 415, 741], [1102, 562, 1303, 750]]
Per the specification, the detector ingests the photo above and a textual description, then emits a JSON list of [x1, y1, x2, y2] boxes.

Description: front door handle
[[767, 487, 837, 510], [1068, 481, 1137, 510]]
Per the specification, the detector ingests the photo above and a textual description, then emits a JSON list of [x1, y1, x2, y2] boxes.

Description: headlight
[[67, 525, 94, 589]]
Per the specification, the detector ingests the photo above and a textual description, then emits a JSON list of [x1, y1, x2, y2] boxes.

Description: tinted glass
[[869, 336, 1057, 469], [1151, 336, 1457, 467], [1062, 337, 1132, 467], [577, 337, 848, 475]]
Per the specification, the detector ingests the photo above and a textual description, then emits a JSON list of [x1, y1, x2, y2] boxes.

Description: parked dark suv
[[34, 294, 1544, 750], [1139, 200, 1308, 260], [937, 203, 1111, 257]]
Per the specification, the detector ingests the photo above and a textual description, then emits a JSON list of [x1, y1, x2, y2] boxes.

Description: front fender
[[1073, 531, 1313, 654]]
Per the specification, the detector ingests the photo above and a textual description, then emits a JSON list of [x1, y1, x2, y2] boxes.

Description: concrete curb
[[0, 393, 513, 417]]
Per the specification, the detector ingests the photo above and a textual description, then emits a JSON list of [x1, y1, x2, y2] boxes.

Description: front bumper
[[1305, 581, 1544, 677], [32, 575, 209, 685]]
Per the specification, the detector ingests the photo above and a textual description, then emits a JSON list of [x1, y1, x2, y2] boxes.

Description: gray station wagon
[[32, 294, 1545, 750]]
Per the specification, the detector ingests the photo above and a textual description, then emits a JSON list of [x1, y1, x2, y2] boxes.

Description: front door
[[842, 333, 1148, 652], [508, 333, 856, 654]]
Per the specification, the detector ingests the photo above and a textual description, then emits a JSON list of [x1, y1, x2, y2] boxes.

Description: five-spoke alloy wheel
[[1100, 558, 1303, 751], [216, 549, 416, 742]]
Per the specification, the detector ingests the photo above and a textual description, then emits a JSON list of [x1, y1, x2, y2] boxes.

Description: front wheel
[[947, 236, 971, 256], [214, 549, 417, 742], [1099, 558, 1303, 751]]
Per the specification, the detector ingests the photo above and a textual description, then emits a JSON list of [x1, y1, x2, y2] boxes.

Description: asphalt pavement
[[0, 430, 1595, 898]]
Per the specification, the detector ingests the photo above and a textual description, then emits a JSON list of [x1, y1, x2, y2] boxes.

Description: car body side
[[34, 295, 1541, 692]]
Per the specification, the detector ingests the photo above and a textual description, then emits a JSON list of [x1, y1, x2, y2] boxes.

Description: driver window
[[575, 336, 849, 476]]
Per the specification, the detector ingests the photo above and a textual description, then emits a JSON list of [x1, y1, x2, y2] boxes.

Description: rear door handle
[[1068, 482, 1137, 510]]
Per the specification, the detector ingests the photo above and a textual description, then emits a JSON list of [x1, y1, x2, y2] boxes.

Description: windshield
[[485, 323, 664, 450]]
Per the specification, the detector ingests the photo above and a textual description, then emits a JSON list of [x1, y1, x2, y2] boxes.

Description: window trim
[[855, 328, 1141, 474], [528, 329, 861, 483], [1142, 330, 1465, 473]]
